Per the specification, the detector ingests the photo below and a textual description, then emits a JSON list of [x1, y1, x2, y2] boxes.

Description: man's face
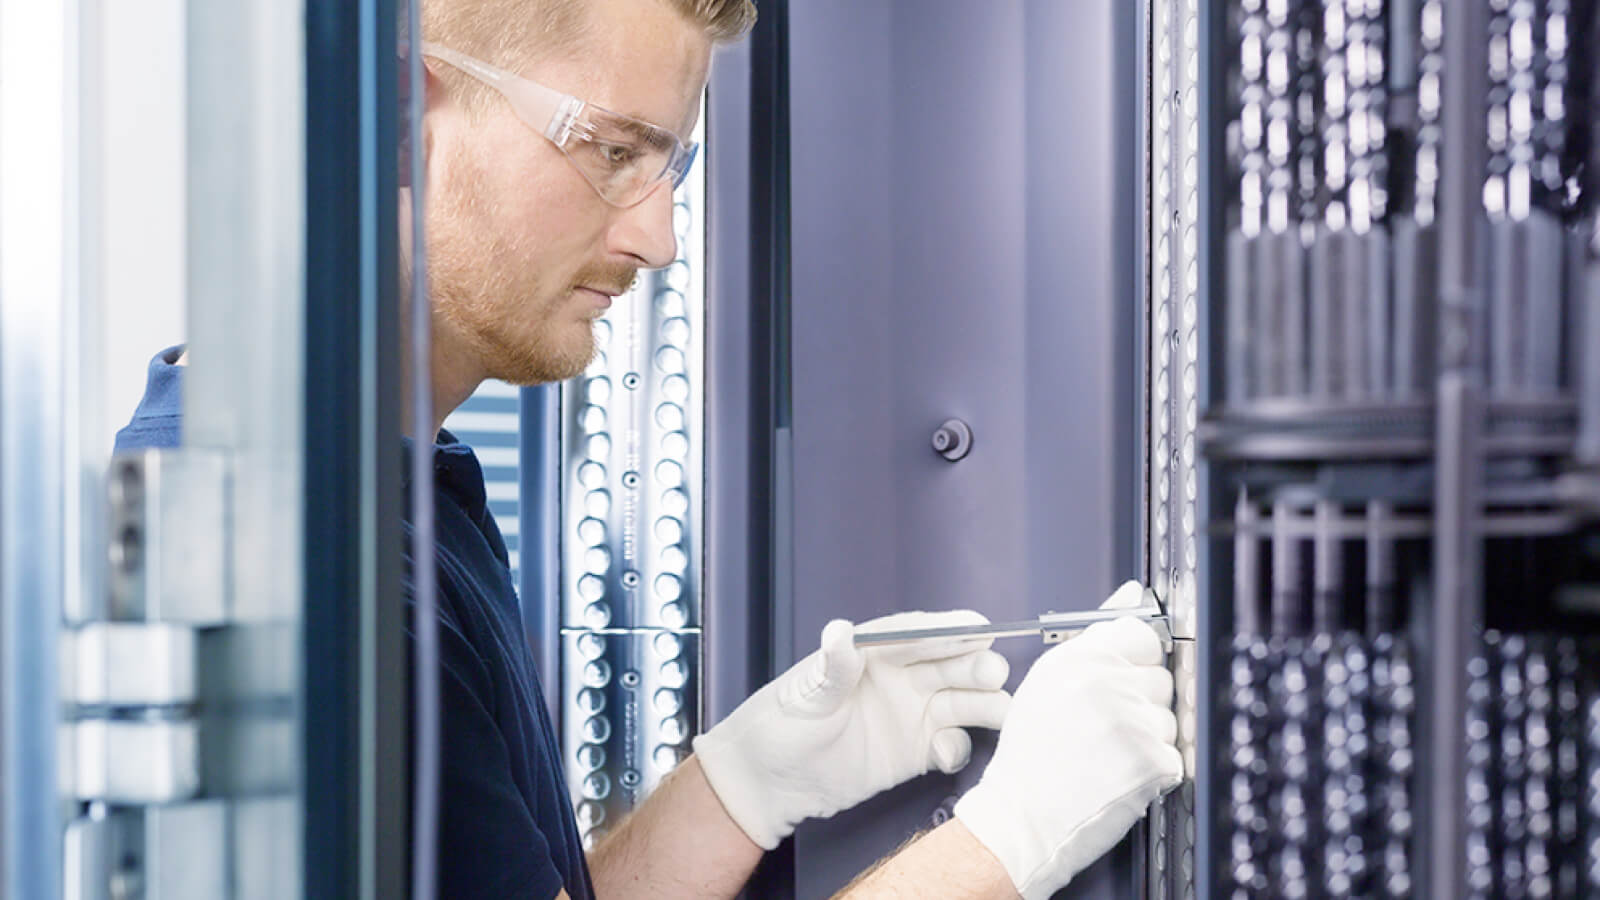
[[425, 0, 712, 386]]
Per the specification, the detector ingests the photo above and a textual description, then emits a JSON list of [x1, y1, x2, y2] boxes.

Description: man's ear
[[399, 55, 449, 188]]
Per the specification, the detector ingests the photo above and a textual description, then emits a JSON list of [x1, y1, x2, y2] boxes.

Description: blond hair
[[423, 0, 755, 110]]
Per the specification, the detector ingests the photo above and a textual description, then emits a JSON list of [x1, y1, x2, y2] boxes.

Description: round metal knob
[[931, 418, 973, 462]]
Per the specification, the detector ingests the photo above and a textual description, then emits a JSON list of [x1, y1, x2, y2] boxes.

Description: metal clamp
[[63, 622, 197, 707], [106, 449, 230, 624]]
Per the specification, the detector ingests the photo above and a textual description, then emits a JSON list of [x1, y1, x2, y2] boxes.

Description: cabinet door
[[784, 2, 1144, 896]]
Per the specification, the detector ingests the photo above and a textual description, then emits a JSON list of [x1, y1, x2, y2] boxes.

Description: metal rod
[[1525, 211, 1562, 393], [1313, 499, 1342, 633], [1343, 232, 1370, 400], [1311, 232, 1340, 399], [852, 606, 1167, 647], [1490, 219, 1518, 394], [1580, 248, 1600, 465], [1367, 229, 1392, 397], [853, 621, 1057, 646], [405, 0, 440, 893], [1431, 1, 1491, 896], [1254, 231, 1283, 398], [1282, 229, 1308, 397], [1365, 500, 1397, 635], [1272, 499, 1306, 636], [1393, 220, 1422, 395], [1227, 230, 1252, 405], [1236, 488, 1262, 634]]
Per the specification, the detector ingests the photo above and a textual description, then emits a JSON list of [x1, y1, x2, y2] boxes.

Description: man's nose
[[608, 181, 678, 269]]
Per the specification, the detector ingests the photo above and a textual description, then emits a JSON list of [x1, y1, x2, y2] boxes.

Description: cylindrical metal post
[[1429, 2, 1491, 897]]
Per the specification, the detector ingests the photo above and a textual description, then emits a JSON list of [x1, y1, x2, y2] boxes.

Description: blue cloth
[[115, 347, 593, 900], [113, 345, 185, 451]]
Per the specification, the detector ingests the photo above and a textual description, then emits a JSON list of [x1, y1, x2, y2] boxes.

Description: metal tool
[[852, 595, 1171, 651]]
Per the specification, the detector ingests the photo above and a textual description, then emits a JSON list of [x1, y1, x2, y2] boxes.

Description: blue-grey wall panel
[[1024, 0, 1138, 608], [787, 1, 1137, 897], [704, 39, 759, 726], [788, 0, 900, 646]]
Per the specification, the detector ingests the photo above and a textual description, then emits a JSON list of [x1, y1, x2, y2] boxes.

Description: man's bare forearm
[[587, 754, 764, 900], [830, 819, 1018, 900]]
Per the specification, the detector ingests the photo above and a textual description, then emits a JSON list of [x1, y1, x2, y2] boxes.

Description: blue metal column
[[304, 0, 409, 895], [521, 383, 563, 726]]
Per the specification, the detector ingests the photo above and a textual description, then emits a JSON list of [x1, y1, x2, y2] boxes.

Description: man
[[118, 0, 1182, 896]]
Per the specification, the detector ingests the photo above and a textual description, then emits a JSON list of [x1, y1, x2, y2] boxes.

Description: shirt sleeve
[[424, 604, 568, 900]]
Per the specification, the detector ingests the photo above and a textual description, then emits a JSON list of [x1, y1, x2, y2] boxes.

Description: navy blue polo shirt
[[116, 347, 594, 900]]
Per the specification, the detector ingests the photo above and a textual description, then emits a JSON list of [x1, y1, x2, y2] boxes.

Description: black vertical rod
[[304, 0, 408, 896], [742, 0, 793, 896], [1428, 1, 1490, 897]]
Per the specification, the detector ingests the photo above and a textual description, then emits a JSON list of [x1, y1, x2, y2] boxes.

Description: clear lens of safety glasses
[[420, 42, 697, 208], [554, 104, 698, 207]]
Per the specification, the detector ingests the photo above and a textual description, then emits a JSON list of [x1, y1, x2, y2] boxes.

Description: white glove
[[955, 582, 1183, 899], [692, 610, 1012, 849]]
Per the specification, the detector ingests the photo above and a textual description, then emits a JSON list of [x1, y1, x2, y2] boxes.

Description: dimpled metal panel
[[1149, 0, 1202, 647], [559, 116, 706, 843], [1147, 0, 1200, 895], [561, 630, 701, 848]]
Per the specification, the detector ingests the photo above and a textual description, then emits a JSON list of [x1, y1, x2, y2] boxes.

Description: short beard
[[424, 143, 600, 386]]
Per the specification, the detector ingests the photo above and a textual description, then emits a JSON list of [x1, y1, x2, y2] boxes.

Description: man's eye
[[595, 141, 638, 167]]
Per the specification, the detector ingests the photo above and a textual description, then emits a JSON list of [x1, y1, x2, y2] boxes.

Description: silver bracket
[[106, 450, 230, 625]]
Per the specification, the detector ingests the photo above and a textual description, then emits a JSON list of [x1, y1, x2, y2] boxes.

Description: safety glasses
[[421, 42, 699, 208]]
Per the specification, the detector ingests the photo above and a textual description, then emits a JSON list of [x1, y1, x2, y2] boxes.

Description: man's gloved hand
[[692, 610, 1012, 850], [955, 581, 1183, 900]]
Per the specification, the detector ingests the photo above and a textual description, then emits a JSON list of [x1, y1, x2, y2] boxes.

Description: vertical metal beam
[[520, 384, 563, 726], [0, 0, 73, 895], [184, 0, 310, 894], [746, 0, 790, 721], [1145, 0, 1206, 895], [704, 38, 756, 730], [1192, 0, 1228, 895], [740, 2, 792, 895], [304, 0, 407, 896], [1428, 2, 1490, 898]]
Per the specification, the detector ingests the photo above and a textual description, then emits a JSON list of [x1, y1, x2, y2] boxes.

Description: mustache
[[574, 263, 638, 296]]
